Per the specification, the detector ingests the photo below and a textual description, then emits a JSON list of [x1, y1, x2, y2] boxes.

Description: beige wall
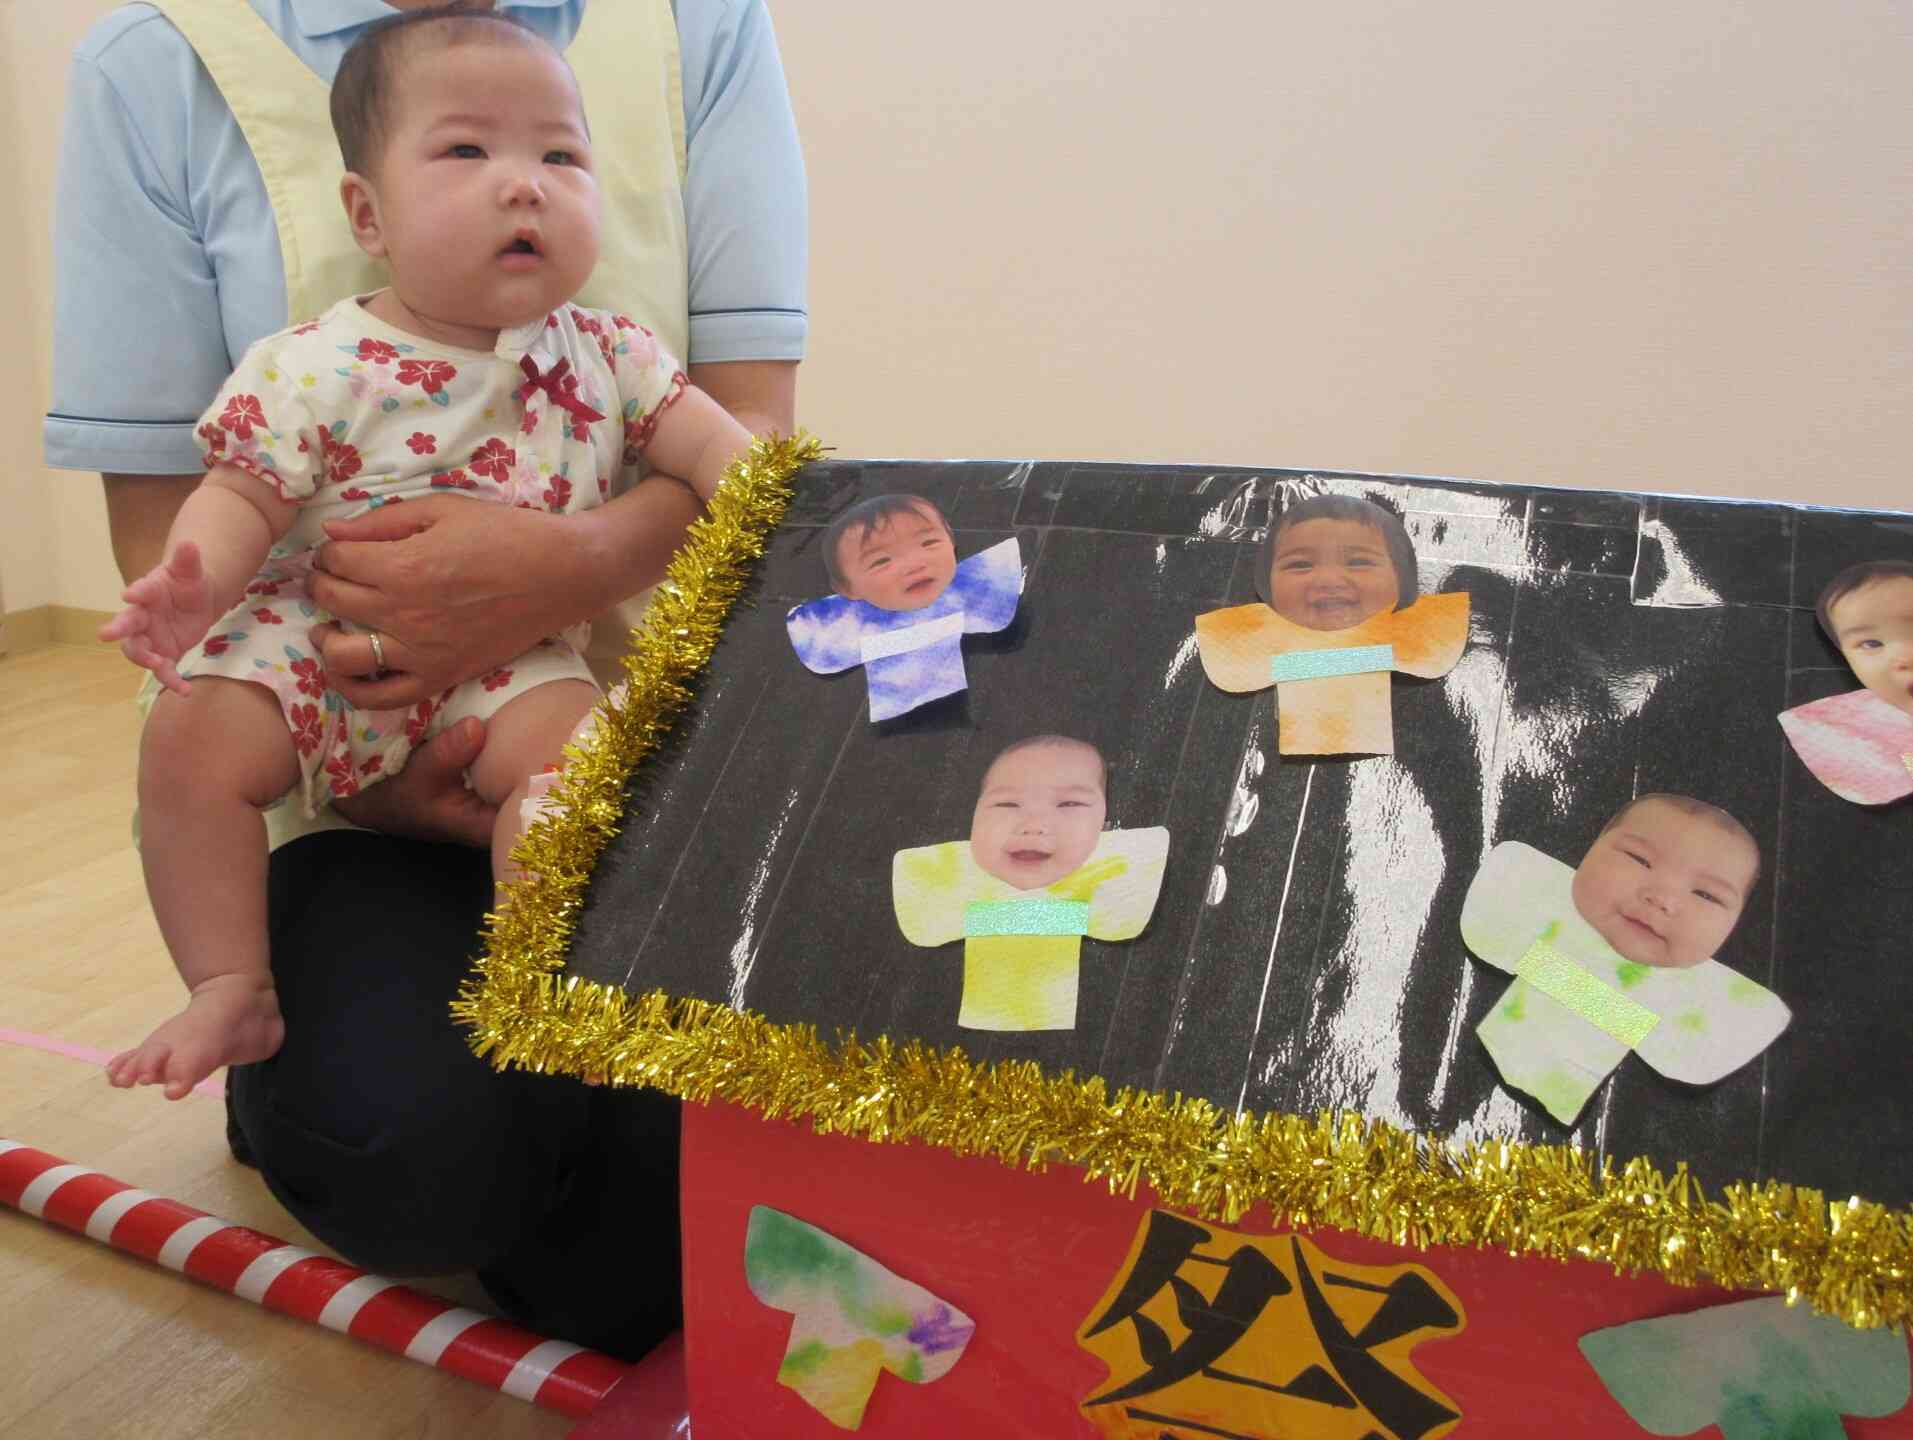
[[6, 0, 122, 617], [15, 1, 1912, 613]]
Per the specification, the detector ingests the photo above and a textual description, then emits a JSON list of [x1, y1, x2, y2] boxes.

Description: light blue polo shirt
[[45, 0, 809, 475]]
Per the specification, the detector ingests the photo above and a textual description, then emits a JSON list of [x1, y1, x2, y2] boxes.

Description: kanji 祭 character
[[1077, 1213, 1466, 1440]]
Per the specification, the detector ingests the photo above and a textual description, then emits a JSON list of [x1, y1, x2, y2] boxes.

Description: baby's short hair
[[982, 735, 1108, 794], [1815, 559, 1913, 643], [1256, 494, 1419, 610], [1599, 793, 1761, 883], [821, 494, 951, 592], [331, 3, 551, 176]]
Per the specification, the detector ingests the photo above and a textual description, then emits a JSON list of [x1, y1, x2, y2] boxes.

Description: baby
[[99, 8, 751, 1098], [1462, 795, 1788, 1125], [1779, 559, 1913, 804], [1196, 494, 1469, 755], [893, 736, 1168, 1031], [786, 495, 1022, 722]]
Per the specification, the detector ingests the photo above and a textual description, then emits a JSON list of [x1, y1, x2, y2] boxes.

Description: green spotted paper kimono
[[893, 828, 1170, 1031], [1460, 842, 1791, 1125]]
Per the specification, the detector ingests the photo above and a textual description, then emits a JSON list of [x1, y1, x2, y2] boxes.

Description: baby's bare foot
[[107, 976, 284, 1101]]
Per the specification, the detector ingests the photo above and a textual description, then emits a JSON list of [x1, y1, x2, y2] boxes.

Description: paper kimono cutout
[[1461, 840, 1790, 1124], [1194, 593, 1470, 755], [1786, 561, 1913, 803], [745, 1206, 975, 1430], [786, 492, 1022, 722], [895, 827, 1169, 1030], [1780, 689, 1913, 807], [1580, 1297, 1910, 1439], [1077, 1211, 1466, 1440], [895, 734, 1169, 1029]]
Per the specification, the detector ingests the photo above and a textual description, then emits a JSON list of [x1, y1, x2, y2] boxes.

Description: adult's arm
[[306, 475, 704, 708]]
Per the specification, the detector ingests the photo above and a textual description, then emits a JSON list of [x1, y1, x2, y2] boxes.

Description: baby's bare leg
[[109, 679, 299, 1099], [464, 680, 602, 888]]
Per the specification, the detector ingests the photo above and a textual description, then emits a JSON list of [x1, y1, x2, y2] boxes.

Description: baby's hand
[[97, 541, 218, 696], [105, 974, 284, 1101]]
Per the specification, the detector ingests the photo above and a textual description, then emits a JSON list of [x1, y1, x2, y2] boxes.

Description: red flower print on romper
[[520, 408, 541, 437], [203, 634, 232, 658], [481, 667, 514, 692], [569, 309, 604, 337], [356, 338, 400, 365], [290, 703, 324, 757], [406, 432, 438, 455], [320, 428, 363, 484], [197, 422, 227, 461], [468, 439, 516, 485], [430, 469, 478, 491], [220, 394, 266, 441], [340, 487, 372, 502], [404, 697, 438, 746], [252, 608, 284, 625], [290, 656, 327, 698], [324, 751, 360, 798], [359, 755, 385, 778], [244, 580, 281, 597], [396, 359, 457, 394], [543, 475, 573, 511]]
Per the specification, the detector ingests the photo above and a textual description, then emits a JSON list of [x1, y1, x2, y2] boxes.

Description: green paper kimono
[[893, 828, 1170, 1031], [1580, 1297, 1909, 1440], [1460, 842, 1791, 1125]]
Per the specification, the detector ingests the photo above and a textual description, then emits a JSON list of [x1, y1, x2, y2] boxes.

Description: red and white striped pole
[[0, 1139, 630, 1419]]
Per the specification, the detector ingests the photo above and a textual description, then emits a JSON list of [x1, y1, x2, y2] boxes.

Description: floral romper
[[182, 296, 686, 816]]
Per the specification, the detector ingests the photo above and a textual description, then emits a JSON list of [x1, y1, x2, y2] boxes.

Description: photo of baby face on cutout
[[1569, 796, 1759, 971], [826, 495, 960, 613], [1257, 496, 1419, 631], [969, 737, 1109, 891], [1460, 795, 1790, 1125], [1779, 559, 1913, 805], [785, 495, 1023, 723], [1195, 496, 1469, 756], [893, 737, 1169, 1032]]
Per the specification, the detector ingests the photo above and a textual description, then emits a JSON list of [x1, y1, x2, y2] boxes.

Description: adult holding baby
[[46, 0, 807, 1357]]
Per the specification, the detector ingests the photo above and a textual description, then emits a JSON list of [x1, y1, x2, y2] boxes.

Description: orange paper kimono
[[1193, 593, 1470, 755]]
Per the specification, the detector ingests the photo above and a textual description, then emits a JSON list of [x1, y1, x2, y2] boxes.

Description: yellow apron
[[141, 0, 693, 847], [149, 0, 689, 360]]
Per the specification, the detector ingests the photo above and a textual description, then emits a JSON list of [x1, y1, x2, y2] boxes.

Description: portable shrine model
[[461, 441, 1913, 1439]]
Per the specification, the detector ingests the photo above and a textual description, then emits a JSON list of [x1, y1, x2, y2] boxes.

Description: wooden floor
[[0, 644, 571, 1439]]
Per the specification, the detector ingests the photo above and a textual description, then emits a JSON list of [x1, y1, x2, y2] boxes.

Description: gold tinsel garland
[[454, 432, 1913, 1330]]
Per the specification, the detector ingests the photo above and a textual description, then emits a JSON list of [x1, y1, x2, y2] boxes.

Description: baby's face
[[1570, 801, 1757, 968], [834, 506, 957, 612], [1827, 576, 1913, 717], [970, 745, 1108, 891], [1268, 518, 1401, 631], [354, 40, 600, 343]]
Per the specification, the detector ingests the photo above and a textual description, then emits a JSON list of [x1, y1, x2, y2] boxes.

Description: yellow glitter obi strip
[[1515, 938, 1661, 1047], [453, 433, 1913, 1331]]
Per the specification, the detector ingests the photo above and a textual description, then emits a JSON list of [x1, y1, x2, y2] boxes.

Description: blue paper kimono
[[785, 538, 1022, 722]]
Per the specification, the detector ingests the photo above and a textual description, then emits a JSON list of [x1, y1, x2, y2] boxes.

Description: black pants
[[227, 831, 682, 1360]]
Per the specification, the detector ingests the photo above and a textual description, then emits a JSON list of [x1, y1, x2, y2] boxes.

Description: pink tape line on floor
[[0, 1028, 226, 1099]]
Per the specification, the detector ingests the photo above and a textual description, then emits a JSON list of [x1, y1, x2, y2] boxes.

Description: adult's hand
[[330, 716, 498, 847], [308, 474, 702, 708]]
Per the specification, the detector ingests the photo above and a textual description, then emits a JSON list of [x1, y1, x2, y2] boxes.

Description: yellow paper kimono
[[1194, 593, 1470, 755], [892, 828, 1170, 1031]]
